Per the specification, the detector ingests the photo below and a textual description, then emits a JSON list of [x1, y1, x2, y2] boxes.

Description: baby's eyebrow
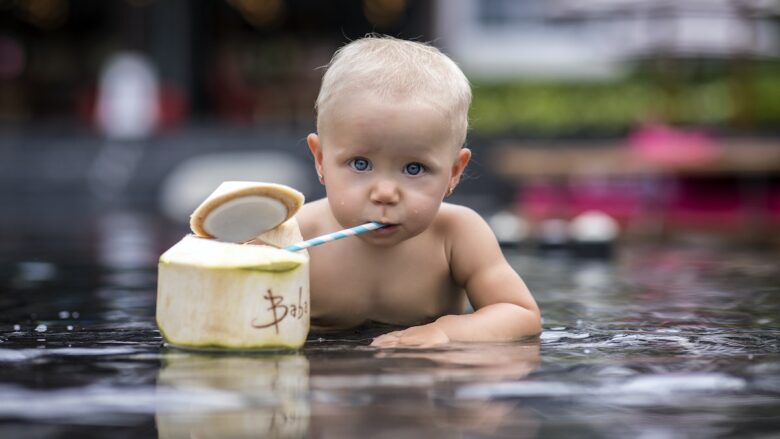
[[330, 142, 379, 155], [327, 144, 365, 158], [398, 149, 439, 163]]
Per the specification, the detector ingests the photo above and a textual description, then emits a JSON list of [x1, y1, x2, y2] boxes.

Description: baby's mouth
[[371, 222, 400, 236]]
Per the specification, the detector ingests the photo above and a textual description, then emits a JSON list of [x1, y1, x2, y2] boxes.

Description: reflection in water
[[155, 351, 309, 438], [153, 342, 540, 439], [306, 341, 541, 438], [1, 218, 779, 438], [372, 341, 540, 381]]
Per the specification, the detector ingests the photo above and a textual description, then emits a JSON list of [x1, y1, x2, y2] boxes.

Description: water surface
[[1, 212, 779, 438]]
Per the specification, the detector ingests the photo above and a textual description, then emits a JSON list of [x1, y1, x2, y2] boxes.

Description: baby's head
[[315, 35, 471, 150], [308, 36, 473, 244]]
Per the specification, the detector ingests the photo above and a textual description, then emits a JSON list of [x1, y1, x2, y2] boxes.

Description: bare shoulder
[[436, 203, 503, 282], [296, 198, 332, 239], [435, 203, 491, 234]]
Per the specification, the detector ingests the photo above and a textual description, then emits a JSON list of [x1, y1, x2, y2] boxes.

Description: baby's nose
[[370, 179, 400, 205]]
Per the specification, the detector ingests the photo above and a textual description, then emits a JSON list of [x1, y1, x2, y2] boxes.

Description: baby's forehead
[[335, 138, 449, 155], [320, 91, 449, 128], [328, 98, 451, 131]]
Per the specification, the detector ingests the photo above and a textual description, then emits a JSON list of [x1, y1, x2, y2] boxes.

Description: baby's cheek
[[330, 197, 362, 225], [410, 201, 440, 226]]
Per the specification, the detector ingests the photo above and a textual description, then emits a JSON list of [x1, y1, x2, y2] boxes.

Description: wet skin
[[297, 91, 540, 347]]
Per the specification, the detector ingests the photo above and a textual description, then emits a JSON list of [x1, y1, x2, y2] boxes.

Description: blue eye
[[350, 158, 371, 172], [404, 162, 425, 176]]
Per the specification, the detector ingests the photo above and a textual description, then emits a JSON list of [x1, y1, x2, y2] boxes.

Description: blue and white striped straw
[[283, 222, 387, 252]]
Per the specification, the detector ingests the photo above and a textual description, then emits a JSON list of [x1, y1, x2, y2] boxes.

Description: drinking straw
[[283, 222, 387, 252]]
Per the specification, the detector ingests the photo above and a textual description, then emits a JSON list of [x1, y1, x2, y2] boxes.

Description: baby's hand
[[371, 323, 450, 348]]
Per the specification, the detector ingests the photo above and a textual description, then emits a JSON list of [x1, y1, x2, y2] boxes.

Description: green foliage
[[469, 64, 780, 135], [754, 75, 780, 124]]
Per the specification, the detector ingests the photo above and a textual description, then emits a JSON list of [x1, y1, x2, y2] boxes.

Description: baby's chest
[[310, 246, 463, 323], [356, 269, 462, 324], [372, 266, 455, 305]]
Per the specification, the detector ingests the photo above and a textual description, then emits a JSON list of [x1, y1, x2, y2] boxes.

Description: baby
[[296, 35, 540, 347]]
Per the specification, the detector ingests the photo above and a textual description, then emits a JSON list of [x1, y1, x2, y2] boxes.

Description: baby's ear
[[449, 147, 472, 187], [307, 133, 324, 173]]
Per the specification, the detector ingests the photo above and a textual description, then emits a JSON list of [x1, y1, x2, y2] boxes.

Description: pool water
[[1, 212, 779, 438]]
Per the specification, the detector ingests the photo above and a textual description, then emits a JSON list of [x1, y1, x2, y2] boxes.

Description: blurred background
[[3, 4, 780, 437], [1, 0, 780, 259]]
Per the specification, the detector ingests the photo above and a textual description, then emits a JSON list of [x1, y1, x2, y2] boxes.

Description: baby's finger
[[397, 335, 431, 347], [371, 334, 399, 346], [370, 331, 403, 347], [396, 330, 449, 348]]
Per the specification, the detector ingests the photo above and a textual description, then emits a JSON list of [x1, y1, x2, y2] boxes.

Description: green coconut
[[156, 233, 310, 350]]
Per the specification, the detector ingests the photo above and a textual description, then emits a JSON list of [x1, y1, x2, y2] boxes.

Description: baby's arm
[[372, 207, 541, 347]]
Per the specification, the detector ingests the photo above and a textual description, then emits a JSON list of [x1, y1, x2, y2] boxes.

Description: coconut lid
[[190, 181, 304, 243]]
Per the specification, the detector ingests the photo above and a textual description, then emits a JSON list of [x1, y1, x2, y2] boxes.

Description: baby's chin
[[357, 235, 408, 248]]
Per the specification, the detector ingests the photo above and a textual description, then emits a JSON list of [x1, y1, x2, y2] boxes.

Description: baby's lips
[[372, 224, 401, 236]]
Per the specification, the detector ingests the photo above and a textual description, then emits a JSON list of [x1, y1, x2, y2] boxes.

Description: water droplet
[[59, 311, 70, 319], [13, 325, 20, 331], [657, 328, 681, 333], [584, 349, 592, 354], [67, 325, 74, 331], [34, 324, 47, 333], [72, 312, 80, 319], [748, 354, 754, 360]]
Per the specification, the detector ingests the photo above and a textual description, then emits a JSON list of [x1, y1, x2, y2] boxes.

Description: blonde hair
[[315, 35, 472, 148]]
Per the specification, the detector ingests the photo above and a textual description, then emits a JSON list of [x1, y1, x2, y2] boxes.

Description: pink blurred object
[[666, 177, 746, 229], [568, 179, 643, 225], [518, 179, 569, 221], [629, 123, 719, 166], [518, 178, 643, 225], [766, 182, 780, 224]]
